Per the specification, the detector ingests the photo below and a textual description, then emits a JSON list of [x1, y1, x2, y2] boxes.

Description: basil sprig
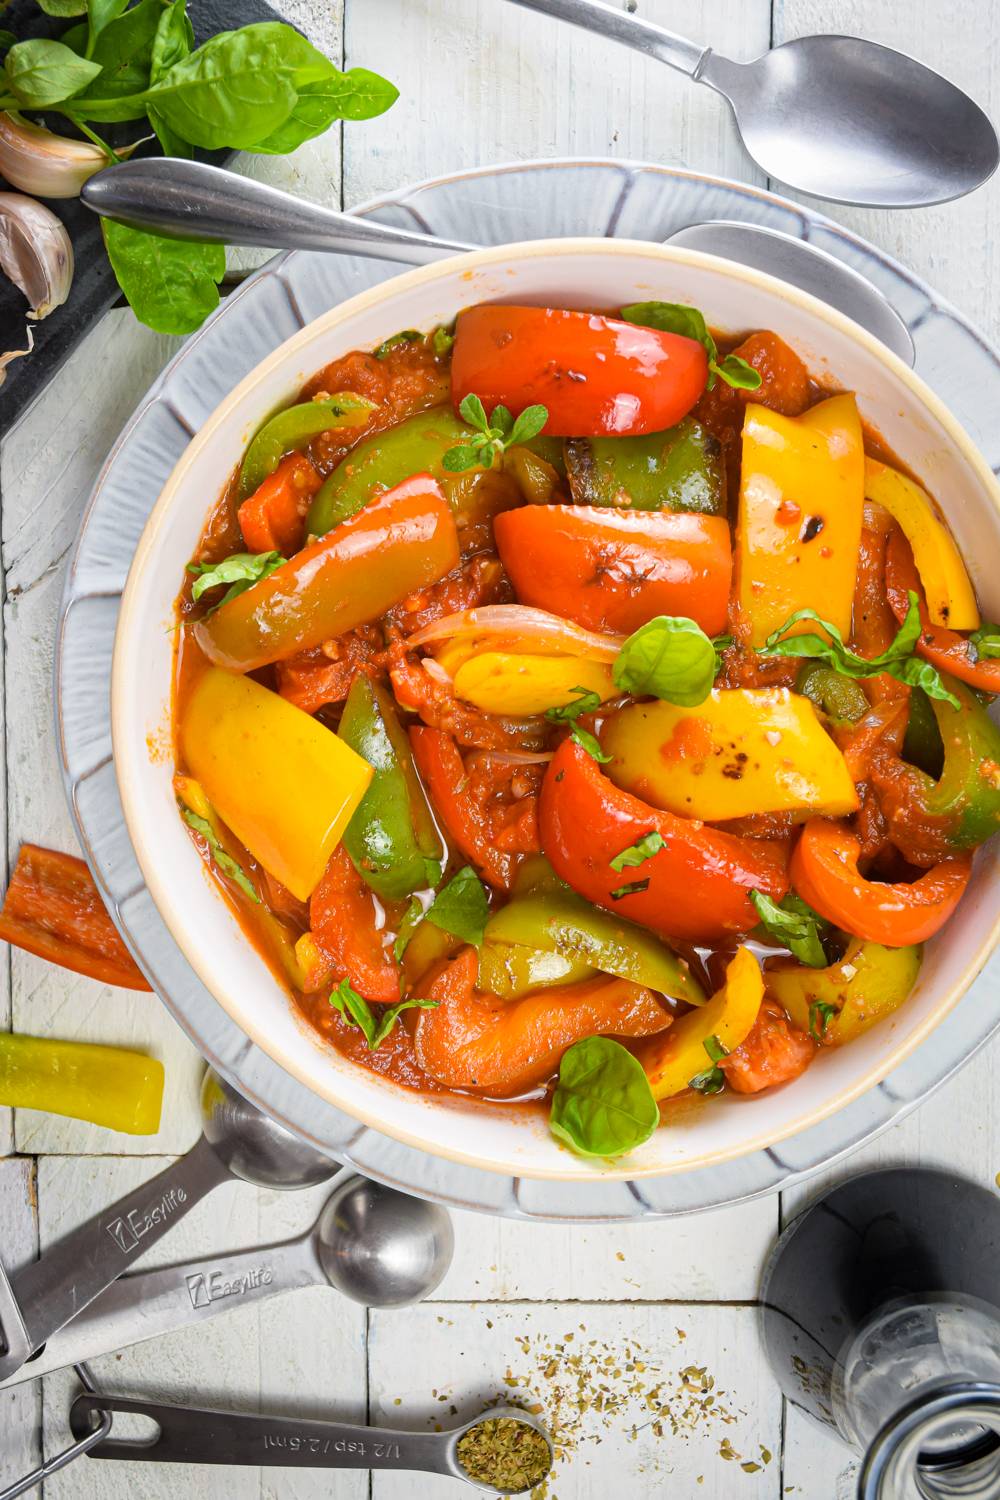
[[330, 978, 438, 1051], [760, 592, 960, 709], [188, 550, 285, 611], [424, 865, 491, 947], [750, 890, 829, 969], [613, 615, 717, 707], [550, 1036, 659, 1158], [443, 395, 548, 473], [620, 301, 762, 392]]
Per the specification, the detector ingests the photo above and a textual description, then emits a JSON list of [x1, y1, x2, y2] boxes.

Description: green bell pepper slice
[[478, 942, 596, 999], [795, 663, 869, 723], [564, 417, 726, 516], [308, 406, 474, 535], [238, 393, 376, 501], [767, 938, 922, 1046], [0, 1032, 164, 1134], [891, 676, 1000, 849], [481, 891, 705, 1004], [339, 676, 444, 900], [901, 686, 945, 777]]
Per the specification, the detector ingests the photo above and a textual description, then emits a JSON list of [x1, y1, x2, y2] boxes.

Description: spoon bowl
[[200, 1070, 336, 1189], [315, 1175, 454, 1307]]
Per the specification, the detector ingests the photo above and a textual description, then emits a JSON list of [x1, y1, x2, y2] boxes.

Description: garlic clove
[[0, 191, 73, 319], [0, 111, 110, 200]]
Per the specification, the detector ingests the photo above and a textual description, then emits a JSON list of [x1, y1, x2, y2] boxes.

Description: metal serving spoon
[[81, 159, 914, 362], [2, 1175, 454, 1385], [0, 1070, 337, 1382], [70, 1394, 553, 1495], [506, 0, 999, 207]]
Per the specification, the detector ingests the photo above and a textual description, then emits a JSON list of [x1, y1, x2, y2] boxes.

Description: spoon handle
[[0, 1135, 227, 1381], [1, 1233, 316, 1386], [504, 0, 710, 77], [71, 1394, 451, 1474], [81, 160, 472, 263]]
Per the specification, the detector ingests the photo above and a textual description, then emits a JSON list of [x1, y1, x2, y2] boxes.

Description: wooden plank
[[434, 1197, 777, 1302], [343, 0, 771, 208], [369, 1300, 782, 1497], [36, 1157, 366, 1499], [0, 1157, 40, 1500]]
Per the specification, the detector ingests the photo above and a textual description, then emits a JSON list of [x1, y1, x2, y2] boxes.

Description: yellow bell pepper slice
[[642, 946, 763, 1101], [180, 667, 372, 901], [863, 456, 978, 630], [737, 393, 865, 647], [451, 653, 615, 716], [0, 1032, 163, 1134], [766, 938, 922, 1047], [602, 688, 858, 821]]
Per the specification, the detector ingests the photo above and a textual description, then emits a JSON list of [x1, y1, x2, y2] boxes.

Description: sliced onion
[[408, 605, 624, 662], [467, 748, 554, 766], [421, 655, 452, 686]]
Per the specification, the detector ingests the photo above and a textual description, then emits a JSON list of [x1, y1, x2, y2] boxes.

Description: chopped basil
[[329, 977, 438, 1049], [571, 724, 612, 763], [550, 1036, 659, 1158], [969, 622, 1000, 661], [703, 1034, 729, 1063], [546, 686, 603, 724], [750, 890, 829, 969], [809, 1000, 838, 1042], [609, 831, 666, 873], [619, 301, 762, 393], [187, 550, 285, 611], [431, 326, 456, 357], [180, 808, 259, 905], [688, 1034, 729, 1094], [609, 878, 651, 900], [424, 865, 490, 946], [374, 328, 422, 359], [393, 895, 425, 961], [612, 615, 717, 707]]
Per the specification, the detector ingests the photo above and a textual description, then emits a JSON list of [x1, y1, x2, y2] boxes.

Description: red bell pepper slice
[[790, 818, 972, 946], [0, 844, 151, 990], [494, 505, 732, 636], [538, 739, 789, 942], [720, 998, 815, 1094], [302, 845, 400, 1002], [885, 528, 1000, 694], [450, 305, 709, 438], [238, 452, 322, 555]]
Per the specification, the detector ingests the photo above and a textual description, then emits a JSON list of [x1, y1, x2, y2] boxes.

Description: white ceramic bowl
[[112, 239, 1000, 1180]]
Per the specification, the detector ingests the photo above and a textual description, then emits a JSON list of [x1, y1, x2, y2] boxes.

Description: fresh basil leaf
[[425, 865, 490, 946], [508, 404, 548, 446], [75, 0, 164, 100], [546, 686, 602, 724], [0, 31, 15, 53], [688, 1065, 725, 1095], [180, 808, 260, 904], [619, 300, 762, 393], [86, 0, 130, 58], [5, 39, 101, 107], [571, 725, 612, 763], [374, 329, 421, 360], [610, 878, 650, 900], [35, 0, 87, 17], [369, 996, 439, 1049], [150, 0, 193, 82], [810, 1000, 838, 1042], [393, 896, 424, 962], [147, 104, 192, 156], [613, 615, 716, 707], [550, 1036, 659, 1158], [761, 592, 960, 709], [103, 220, 226, 335], [330, 977, 438, 1050], [970, 622, 1000, 661], [250, 65, 397, 152], [609, 831, 666, 873], [188, 550, 285, 607], [703, 1034, 729, 1063], [750, 889, 828, 969]]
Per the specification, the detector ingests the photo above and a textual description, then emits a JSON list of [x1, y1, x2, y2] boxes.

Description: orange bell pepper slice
[[790, 818, 972, 946], [0, 844, 151, 990], [414, 946, 671, 1096], [885, 528, 1000, 694], [296, 846, 400, 1002], [238, 452, 322, 555], [720, 998, 816, 1094]]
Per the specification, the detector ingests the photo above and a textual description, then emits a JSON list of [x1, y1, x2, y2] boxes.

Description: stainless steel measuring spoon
[[3, 1174, 454, 1385], [70, 1394, 554, 1495], [0, 1070, 337, 1381]]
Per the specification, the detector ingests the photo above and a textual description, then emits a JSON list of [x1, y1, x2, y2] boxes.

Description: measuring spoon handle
[[71, 1394, 451, 1473], [2, 1232, 315, 1385], [0, 1135, 227, 1380]]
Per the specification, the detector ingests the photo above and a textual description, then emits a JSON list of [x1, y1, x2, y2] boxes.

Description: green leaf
[[35, 0, 87, 16], [571, 725, 611, 763], [150, 0, 193, 82], [180, 808, 260, 904], [620, 300, 762, 393], [329, 977, 438, 1050], [688, 1064, 726, 1095], [550, 1036, 659, 1158], [750, 889, 828, 969], [432, 326, 455, 357], [85, 0, 130, 58], [441, 443, 483, 474], [425, 865, 490, 946], [5, 39, 101, 107], [609, 878, 650, 900], [252, 64, 398, 151], [0, 30, 18, 53], [76, 0, 164, 100], [703, 1034, 729, 1063], [508, 403, 548, 446], [809, 1000, 838, 1041], [613, 614, 717, 707], [373, 329, 421, 360], [761, 592, 960, 709], [609, 831, 666, 873], [458, 392, 488, 432], [969, 622, 1000, 661], [147, 104, 192, 155], [393, 896, 424, 962], [545, 686, 602, 724], [188, 550, 285, 607], [103, 220, 226, 335]]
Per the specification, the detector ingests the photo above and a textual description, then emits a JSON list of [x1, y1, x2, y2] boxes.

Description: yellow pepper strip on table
[[0, 1032, 164, 1134], [641, 946, 764, 1101], [863, 456, 979, 629], [181, 667, 373, 901], [602, 688, 859, 821], [736, 393, 865, 647], [451, 652, 616, 716]]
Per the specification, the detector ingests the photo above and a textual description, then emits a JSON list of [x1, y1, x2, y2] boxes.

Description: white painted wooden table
[[2, 2, 999, 1495]]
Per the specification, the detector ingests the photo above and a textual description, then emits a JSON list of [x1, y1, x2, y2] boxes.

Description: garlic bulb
[[0, 192, 73, 318], [0, 112, 110, 199]]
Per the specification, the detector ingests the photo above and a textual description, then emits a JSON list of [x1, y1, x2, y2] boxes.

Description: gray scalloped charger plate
[[56, 158, 1000, 1222]]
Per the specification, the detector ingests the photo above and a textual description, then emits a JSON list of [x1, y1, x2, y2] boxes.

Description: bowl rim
[[112, 234, 1000, 1180]]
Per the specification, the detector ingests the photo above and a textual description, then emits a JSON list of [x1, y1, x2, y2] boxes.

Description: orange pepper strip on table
[[296, 846, 400, 1002], [538, 739, 790, 943], [238, 452, 322, 555], [493, 505, 732, 636], [885, 528, 1000, 694], [790, 818, 973, 946], [0, 843, 151, 990], [414, 946, 671, 1096]]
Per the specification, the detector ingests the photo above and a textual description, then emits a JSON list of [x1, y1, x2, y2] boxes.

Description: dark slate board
[[0, 0, 288, 428]]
